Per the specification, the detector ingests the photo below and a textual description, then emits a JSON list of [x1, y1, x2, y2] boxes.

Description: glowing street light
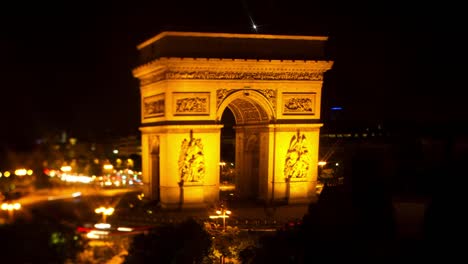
[[60, 165, 72, 172], [210, 207, 231, 232], [318, 161, 327, 167], [95, 206, 114, 223], [2, 202, 21, 222], [103, 164, 114, 171], [14, 168, 27, 176]]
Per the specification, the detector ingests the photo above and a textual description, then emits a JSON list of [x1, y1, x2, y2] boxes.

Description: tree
[[0, 220, 84, 263], [125, 218, 211, 264], [203, 224, 258, 264]]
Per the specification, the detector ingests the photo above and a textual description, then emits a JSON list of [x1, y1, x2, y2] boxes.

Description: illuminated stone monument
[[133, 32, 333, 208]]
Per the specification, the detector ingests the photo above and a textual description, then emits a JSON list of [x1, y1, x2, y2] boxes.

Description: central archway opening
[[219, 94, 271, 204]]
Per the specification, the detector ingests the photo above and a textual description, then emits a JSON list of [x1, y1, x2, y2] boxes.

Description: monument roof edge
[[137, 31, 329, 50]]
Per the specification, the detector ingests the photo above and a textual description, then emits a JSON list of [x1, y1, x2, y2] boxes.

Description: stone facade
[[133, 32, 333, 208]]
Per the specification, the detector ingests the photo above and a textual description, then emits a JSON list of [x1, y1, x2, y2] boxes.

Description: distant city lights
[[15, 169, 28, 176], [103, 164, 114, 170], [94, 223, 111, 229], [60, 166, 72, 172], [117, 227, 133, 232]]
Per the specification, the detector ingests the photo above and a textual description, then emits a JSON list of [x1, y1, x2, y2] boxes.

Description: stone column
[[142, 125, 222, 209], [268, 124, 322, 204]]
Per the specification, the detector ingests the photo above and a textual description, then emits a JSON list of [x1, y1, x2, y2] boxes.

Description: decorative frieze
[[140, 71, 166, 86], [132, 58, 334, 82], [165, 70, 324, 81], [139, 69, 327, 87]]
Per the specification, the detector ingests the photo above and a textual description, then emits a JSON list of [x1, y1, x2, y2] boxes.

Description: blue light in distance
[[331, 106, 343, 111]]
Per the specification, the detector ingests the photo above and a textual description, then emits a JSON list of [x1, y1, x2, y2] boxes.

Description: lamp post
[[210, 207, 231, 232], [317, 161, 327, 182], [1, 202, 21, 223], [95, 206, 114, 223]]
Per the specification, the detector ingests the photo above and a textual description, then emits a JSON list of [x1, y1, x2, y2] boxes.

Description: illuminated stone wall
[[133, 32, 333, 208]]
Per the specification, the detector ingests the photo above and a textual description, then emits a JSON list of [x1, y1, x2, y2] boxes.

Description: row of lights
[[0, 169, 34, 178], [1, 202, 22, 223]]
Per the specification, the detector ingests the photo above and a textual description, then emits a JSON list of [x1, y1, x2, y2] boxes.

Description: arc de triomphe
[[132, 32, 333, 208]]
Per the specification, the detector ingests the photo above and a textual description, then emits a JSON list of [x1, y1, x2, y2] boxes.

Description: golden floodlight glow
[[95, 206, 114, 223], [95, 207, 115, 215], [14, 169, 27, 176], [1, 203, 21, 211], [61, 166, 72, 172]]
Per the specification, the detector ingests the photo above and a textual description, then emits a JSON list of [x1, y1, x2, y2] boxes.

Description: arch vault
[[132, 32, 333, 208]]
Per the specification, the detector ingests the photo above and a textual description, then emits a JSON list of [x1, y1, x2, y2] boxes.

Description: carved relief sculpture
[[259, 89, 277, 110], [176, 97, 207, 113], [178, 132, 206, 183], [216, 88, 277, 110], [143, 94, 165, 118], [283, 93, 315, 115], [174, 93, 210, 115], [284, 131, 310, 179], [216, 89, 229, 107]]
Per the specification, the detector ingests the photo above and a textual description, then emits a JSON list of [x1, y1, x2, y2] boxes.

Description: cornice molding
[[133, 58, 334, 85]]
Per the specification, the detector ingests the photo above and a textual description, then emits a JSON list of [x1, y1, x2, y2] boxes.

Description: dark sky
[[0, 0, 465, 149]]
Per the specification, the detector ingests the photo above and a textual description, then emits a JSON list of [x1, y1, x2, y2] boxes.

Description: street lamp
[[95, 206, 114, 223], [210, 207, 231, 232], [2, 202, 21, 223], [103, 164, 114, 171], [318, 161, 327, 167]]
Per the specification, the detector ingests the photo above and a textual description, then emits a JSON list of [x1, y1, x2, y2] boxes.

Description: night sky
[[0, 0, 464, 149]]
